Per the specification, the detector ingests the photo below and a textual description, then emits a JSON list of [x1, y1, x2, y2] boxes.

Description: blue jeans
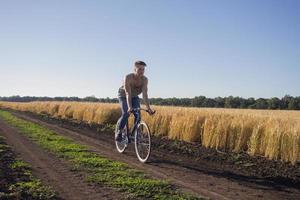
[[118, 96, 140, 130]]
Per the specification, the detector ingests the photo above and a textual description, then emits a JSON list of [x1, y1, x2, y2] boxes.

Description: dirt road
[[0, 119, 122, 200]]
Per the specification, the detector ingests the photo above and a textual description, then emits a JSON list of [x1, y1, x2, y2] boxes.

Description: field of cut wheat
[[0, 101, 299, 164]]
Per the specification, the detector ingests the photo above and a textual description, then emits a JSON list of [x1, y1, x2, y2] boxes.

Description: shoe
[[115, 131, 123, 142]]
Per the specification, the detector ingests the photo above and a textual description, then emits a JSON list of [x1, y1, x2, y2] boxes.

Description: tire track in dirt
[[0, 119, 123, 200], [12, 111, 300, 200]]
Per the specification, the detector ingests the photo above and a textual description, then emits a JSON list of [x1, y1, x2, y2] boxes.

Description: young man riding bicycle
[[115, 60, 155, 142]]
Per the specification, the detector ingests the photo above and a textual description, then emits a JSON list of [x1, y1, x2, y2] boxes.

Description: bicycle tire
[[134, 121, 151, 163]]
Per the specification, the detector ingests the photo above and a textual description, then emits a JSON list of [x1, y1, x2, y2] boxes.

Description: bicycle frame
[[128, 110, 141, 135], [115, 107, 154, 162], [127, 108, 152, 138]]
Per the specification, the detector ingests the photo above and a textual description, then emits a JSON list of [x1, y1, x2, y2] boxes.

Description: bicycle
[[115, 108, 155, 163]]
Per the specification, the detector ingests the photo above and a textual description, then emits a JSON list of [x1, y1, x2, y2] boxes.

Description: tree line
[[0, 95, 299, 110]]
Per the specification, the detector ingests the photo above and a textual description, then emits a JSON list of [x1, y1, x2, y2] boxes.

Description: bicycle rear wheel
[[134, 121, 151, 163], [115, 119, 128, 153]]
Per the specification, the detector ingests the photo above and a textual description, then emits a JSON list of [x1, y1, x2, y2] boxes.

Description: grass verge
[[0, 110, 202, 200]]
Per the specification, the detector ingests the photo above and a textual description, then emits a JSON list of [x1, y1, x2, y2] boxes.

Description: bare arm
[[142, 77, 151, 110], [124, 75, 132, 111]]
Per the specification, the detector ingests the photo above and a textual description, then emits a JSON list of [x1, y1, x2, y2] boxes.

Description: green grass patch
[[0, 110, 202, 200], [0, 133, 58, 200], [10, 160, 31, 170]]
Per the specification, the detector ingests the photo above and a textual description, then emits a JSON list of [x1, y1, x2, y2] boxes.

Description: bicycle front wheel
[[134, 121, 151, 163]]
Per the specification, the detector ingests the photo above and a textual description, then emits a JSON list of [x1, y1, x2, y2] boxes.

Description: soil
[[0, 132, 61, 200], [0, 119, 124, 200], [5, 110, 299, 200]]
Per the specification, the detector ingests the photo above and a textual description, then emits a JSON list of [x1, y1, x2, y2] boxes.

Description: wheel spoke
[[135, 122, 151, 162]]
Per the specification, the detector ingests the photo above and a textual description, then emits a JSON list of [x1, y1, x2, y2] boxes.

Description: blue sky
[[0, 0, 299, 98]]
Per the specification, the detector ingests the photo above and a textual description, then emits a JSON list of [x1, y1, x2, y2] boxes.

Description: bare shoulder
[[142, 76, 148, 88], [143, 75, 148, 82], [124, 73, 134, 81]]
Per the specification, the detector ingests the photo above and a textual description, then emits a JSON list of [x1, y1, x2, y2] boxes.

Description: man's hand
[[147, 108, 155, 115]]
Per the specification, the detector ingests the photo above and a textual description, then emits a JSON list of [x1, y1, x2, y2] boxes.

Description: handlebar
[[130, 108, 156, 115]]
